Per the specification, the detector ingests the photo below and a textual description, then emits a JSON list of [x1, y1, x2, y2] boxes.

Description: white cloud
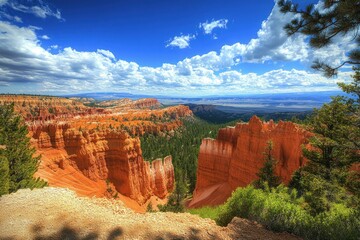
[[0, 2, 355, 96], [0, 0, 8, 7], [97, 49, 115, 60], [13, 15, 20, 22], [1, 0, 63, 20], [166, 34, 195, 49], [41, 34, 49, 40], [199, 19, 228, 34], [171, 2, 354, 71], [0, 12, 22, 22], [239, 4, 309, 63]]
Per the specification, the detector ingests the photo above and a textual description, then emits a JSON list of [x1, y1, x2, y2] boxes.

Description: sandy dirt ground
[[0, 187, 301, 240]]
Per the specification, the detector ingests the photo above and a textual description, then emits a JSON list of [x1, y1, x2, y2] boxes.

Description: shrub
[[198, 185, 360, 240], [187, 206, 222, 220], [146, 202, 155, 212]]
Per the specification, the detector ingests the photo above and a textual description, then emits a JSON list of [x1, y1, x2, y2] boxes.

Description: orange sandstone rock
[[31, 124, 175, 205], [2, 95, 191, 211], [189, 116, 311, 208]]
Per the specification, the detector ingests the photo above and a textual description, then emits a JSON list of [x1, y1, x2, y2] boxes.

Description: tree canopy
[[278, 0, 360, 77], [278, 0, 360, 214]]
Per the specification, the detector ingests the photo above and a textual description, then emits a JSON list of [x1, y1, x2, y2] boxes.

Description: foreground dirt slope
[[0, 188, 301, 240]]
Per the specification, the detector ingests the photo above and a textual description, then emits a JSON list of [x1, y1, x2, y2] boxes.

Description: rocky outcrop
[[189, 116, 311, 208], [133, 98, 161, 109], [30, 124, 175, 205]]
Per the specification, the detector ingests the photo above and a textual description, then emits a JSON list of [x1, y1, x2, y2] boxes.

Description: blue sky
[[0, 0, 356, 96]]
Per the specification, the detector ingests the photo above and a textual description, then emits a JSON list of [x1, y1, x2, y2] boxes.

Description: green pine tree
[[278, 0, 360, 77], [302, 97, 357, 181], [289, 90, 359, 215], [253, 140, 281, 190], [0, 155, 10, 195], [338, 67, 360, 150], [279, 0, 360, 214], [0, 104, 47, 195]]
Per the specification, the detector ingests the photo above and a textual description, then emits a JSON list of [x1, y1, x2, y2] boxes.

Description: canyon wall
[[1, 95, 193, 211], [189, 116, 311, 208], [0, 95, 110, 122], [30, 124, 174, 205]]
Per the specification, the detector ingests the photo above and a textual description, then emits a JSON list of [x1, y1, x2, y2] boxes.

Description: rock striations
[[0, 95, 194, 211], [29, 124, 174, 205], [189, 116, 311, 208]]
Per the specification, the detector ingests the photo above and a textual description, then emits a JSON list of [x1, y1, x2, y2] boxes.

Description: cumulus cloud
[[238, 4, 309, 63], [0, 2, 355, 95], [166, 34, 195, 49], [97, 49, 115, 60], [170, 2, 354, 71], [41, 34, 49, 40], [199, 19, 228, 35]]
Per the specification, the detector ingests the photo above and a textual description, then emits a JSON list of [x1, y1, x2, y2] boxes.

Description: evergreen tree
[[158, 169, 189, 213], [146, 202, 155, 212], [0, 155, 9, 195], [278, 1, 360, 214], [278, 0, 360, 77], [0, 104, 46, 195], [253, 140, 281, 190], [295, 70, 360, 210], [338, 67, 360, 149], [172, 169, 189, 206], [302, 97, 357, 181]]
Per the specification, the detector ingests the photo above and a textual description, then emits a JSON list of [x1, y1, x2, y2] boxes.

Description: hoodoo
[[30, 124, 175, 205], [0, 95, 192, 210], [189, 116, 311, 208]]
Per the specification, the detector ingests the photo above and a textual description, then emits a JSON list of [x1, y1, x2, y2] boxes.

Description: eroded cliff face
[[189, 116, 311, 208], [0, 94, 108, 122], [30, 124, 175, 205], [1, 95, 192, 211]]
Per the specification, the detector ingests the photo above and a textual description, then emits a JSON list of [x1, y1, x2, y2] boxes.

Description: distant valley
[[64, 91, 345, 123]]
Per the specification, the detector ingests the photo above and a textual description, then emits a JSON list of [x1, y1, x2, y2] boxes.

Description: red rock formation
[[2, 95, 191, 210], [97, 98, 161, 109], [30, 124, 175, 205], [189, 116, 311, 208], [133, 98, 161, 109], [0, 94, 111, 122]]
